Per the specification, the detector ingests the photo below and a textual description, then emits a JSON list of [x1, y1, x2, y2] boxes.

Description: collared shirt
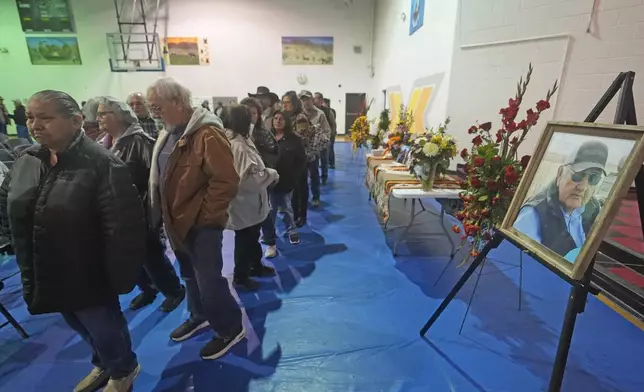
[[513, 205, 586, 248], [138, 116, 160, 139]]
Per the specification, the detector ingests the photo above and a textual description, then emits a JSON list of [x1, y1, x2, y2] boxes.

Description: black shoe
[[170, 319, 210, 342], [289, 232, 301, 245], [159, 285, 186, 313], [233, 277, 260, 291], [295, 218, 307, 228], [321, 178, 327, 185], [250, 265, 276, 277], [329, 165, 335, 169], [311, 199, 320, 208], [129, 291, 157, 310], [199, 326, 245, 360]]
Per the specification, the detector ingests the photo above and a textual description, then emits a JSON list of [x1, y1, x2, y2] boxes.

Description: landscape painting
[[163, 37, 210, 66], [26, 36, 81, 65], [281, 36, 333, 65]]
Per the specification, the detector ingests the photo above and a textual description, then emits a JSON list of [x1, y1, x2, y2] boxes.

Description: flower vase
[[421, 163, 438, 191], [391, 148, 400, 159]]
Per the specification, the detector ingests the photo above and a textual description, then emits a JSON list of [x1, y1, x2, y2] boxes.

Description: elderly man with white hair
[[126, 92, 161, 139], [147, 77, 244, 360], [96, 96, 186, 314]]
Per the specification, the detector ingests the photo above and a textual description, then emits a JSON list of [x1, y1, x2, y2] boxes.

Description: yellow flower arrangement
[[350, 115, 371, 153]]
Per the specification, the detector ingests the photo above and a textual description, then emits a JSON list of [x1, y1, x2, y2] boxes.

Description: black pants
[[234, 223, 263, 281], [292, 170, 309, 222], [137, 230, 183, 298], [308, 158, 320, 200]]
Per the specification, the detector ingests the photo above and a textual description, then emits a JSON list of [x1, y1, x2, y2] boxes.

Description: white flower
[[423, 142, 440, 157], [414, 136, 427, 145]]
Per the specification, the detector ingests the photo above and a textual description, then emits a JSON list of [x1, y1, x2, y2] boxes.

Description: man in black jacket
[[0, 90, 146, 391], [97, 96, 185, 312]]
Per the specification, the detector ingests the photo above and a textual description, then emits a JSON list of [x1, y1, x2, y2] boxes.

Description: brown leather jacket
[[149, 108, 239, 250]]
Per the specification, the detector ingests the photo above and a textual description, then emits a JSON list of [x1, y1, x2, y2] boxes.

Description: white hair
[[97, 96, 138, 125], [126, 92, 146, 104], [146, 77, 192, 108], [82, 97, 100, 123]]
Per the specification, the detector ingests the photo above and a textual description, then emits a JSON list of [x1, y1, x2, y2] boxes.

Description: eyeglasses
[[569, 167, 603, 186], [96, 111, 114, 117], [148, 104, 163, 114]]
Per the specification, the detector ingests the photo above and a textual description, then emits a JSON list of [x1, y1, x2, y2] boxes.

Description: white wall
[[370, 0, 459, 130], [447, 0, 644, 159], [0, 0, 375, 133]]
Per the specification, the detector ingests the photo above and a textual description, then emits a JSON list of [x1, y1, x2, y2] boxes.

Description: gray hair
[[82, 98, 100, 123], [97, 96, 138, 125], [147, 77, 192, 108], [126, 92, 146, 104], [28, 90, 81, 118]]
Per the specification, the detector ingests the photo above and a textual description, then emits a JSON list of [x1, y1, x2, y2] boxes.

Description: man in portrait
[[513, 140, 609, 259]]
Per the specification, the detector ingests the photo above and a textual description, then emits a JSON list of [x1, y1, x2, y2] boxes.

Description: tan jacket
[[149, 108, 239, 250]]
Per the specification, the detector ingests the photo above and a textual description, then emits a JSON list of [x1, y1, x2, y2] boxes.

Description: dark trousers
[[137, 230, 183, 298], [174, 227, 241, 337], [320, 147, 329, 180], [0, 123, 6, 135], [328, 132, 336, 167], [292, 170, 309, 222], [308, 158, 320, 199], [260, 212, 275, 245], [233, 223, 263, 280], [61, 299, 137, 378]]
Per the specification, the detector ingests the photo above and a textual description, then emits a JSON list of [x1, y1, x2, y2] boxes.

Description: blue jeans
[[308, 158, 320, 200], [16, 125, 33, 143], [264, 191, 297, 246], [174, 227, 242, 337], [61, 299, 137, 378]]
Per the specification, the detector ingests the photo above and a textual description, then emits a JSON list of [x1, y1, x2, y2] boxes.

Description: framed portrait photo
[[499, 121, 644, 281]]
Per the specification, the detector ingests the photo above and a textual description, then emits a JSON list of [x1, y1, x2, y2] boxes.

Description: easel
[[419, 71, 639, 392]]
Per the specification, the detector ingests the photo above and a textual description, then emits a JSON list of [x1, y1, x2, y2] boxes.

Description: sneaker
[[311, 199, 320, 208], [159, 285, 186, 313], [288, 233, 301, 245], [129, 291, 157, 310], [170, 319, 210, 342], [264, 245, 278, 259], [295, 218, 307, 228], [104, 364, 141, 392], [73, 366, 109, 392], [330, 165, 335, 169], [233, 277, 260, 291], [321, 178, 327, 185], [200, 327, 246, 360], [251, 264, 276, 277]]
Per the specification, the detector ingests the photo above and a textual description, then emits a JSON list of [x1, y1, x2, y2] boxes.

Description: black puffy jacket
[[0, 131, 147, 315], [273, 132, 306, 193]]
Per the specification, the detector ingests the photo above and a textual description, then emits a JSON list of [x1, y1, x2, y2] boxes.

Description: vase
[[391, 148, 400, 159], [421, 162, 438, 191]]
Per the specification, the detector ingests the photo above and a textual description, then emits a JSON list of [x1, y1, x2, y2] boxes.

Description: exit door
[[345, 93, 366, 134]]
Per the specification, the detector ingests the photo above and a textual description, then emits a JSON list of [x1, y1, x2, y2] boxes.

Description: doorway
[[345, 93, 366, 134]]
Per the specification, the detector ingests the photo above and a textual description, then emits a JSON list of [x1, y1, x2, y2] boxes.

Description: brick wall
[[447, 0, 644, 159]]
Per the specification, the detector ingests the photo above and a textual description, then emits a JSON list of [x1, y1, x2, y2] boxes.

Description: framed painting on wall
[[409, 0, 425, 36], [26, 36, 82, 65], [16, 0, 75, 33], [500, 121, 644, 281], [281, 37, 333, 65], [162, 37, 210, 66]]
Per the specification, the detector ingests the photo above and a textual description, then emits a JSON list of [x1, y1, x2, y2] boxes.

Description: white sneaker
[[264, 245, 277, 259]]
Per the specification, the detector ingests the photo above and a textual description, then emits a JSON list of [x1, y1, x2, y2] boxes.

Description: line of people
[[0, 78, 336, 392]]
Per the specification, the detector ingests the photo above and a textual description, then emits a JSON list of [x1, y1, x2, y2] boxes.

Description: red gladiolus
[[491, 155, 501, 164], [472, 135, 483, 146], [473, 156, 485, 167], [479, 122, 492, 131], [517, 120, 528, 130], [520, 155, 530, 169], [496, 131, 503, 143], [452, 225, 461, 234], [468, 125, 478, 134], [481, 208, 490, 217], [492, 196, 500, 205], [470, 250, 479, 257], [455, 211, 465, 221], [487, 180, 498, 191], [526, 108, 539, 126], [505, 121, 518, 133], [536, 99, 550, 112], [504, 166, 519, 184], [460, 148, 469, 159], [470, 177, 481, 187]]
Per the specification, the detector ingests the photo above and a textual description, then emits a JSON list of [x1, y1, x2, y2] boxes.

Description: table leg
[[393, 199, 416, 256]]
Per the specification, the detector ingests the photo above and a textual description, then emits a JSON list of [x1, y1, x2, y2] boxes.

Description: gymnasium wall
[[0, 0, 376, 134]]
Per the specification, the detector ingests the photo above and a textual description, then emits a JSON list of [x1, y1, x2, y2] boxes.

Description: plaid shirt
[[138, 116, 160, 139]]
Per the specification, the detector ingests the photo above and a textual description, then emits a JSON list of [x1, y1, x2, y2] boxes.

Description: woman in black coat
[[0, 90, 146, 392], [262, 110, 306, 257]]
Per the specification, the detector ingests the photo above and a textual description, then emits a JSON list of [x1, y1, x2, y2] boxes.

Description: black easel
[[419, 71, 638, 392]]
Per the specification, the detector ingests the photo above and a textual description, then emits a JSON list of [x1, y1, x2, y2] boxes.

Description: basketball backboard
[[106, 32, 164, 72]]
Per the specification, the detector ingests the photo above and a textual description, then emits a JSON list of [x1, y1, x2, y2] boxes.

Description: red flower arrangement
[[454, 64, 558, 261]]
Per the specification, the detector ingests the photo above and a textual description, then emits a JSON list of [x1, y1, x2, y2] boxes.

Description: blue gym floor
[[1, 142, 643, 391]]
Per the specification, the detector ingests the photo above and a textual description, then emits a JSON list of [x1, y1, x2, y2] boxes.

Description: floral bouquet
[[408, 118, 456, 190], [386, 104, 414, 159], [371, 108, 390, 149], [350, 115, 371, 153], [453, 64, 558, 262]]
